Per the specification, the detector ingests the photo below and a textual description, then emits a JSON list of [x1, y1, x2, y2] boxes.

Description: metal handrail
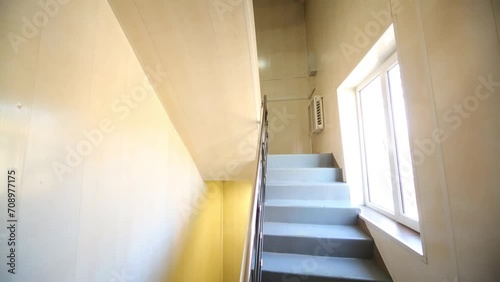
[[239, 95, 268, 282]]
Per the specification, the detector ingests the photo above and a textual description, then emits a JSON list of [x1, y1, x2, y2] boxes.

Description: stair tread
[[265, 199, 355, 208], [268, 154, 335, 169], [267, 181, 348, 186], [264, 222, 372, 241], [268, 167, 340, 171], [263, 252, 392, 281], [267, 181, 345, 186], [263, 154, 390, 281], [269, 153, 333, 157]]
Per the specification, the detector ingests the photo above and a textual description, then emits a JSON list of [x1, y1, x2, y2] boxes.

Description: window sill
[[359, 206, 426, 262]]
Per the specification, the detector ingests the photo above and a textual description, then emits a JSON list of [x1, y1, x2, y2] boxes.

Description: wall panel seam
[[414, 0, 460, 280]]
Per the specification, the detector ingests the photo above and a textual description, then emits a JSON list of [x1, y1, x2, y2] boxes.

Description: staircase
[[262, 154, 392, 282]]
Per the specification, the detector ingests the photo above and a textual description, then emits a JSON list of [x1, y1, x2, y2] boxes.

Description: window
[[356, 53, 419, 231]]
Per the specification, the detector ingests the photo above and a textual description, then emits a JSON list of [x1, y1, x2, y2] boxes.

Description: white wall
[[0, 1, 205, 281], [305, 0, 500, 281]]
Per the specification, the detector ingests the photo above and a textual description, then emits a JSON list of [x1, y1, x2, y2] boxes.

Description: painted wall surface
[[414, 1, 500, 281], [170, 181, 253, 282], [222, 181, 253, 282], [108, 0, 261, 181], [304, 0, 390, 168], [254, 0, 311, 154], [168, 182, 223, 282], [305, 0, 500, 281], [0, 1, 207, 281]]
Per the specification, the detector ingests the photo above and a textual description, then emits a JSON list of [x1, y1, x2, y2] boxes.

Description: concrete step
[[267, 168, 343, 182], [266, 182, 351, 202], [264, 200, 360, 225], [268, 154, 335, 169], [262, 252, 392, 282], [264, 222, 374, 259]]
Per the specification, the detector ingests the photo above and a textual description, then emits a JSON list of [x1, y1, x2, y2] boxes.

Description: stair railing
[[239, 95, 268, 282]]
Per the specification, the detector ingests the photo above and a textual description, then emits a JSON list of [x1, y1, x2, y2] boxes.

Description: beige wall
[[108, 0, 261, 181], [305, 0, 500, 281], [254, 0, 311, 154], [414, 1, 500, 281], [305, 0, 389, 167], [0, 1, 207, 281]]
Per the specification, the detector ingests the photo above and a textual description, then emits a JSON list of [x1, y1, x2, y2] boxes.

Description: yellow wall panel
[[222, 181, 253, 282], [167, 182, 223, 282], [167, 180, 253, 282]]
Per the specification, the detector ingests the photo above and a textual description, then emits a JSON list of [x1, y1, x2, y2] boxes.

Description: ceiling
[[108, 0, 262, 180]]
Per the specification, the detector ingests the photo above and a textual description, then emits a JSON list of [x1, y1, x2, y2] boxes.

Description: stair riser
[[267, 169, 343, 182], [266, 185, 350, 201], [264, 236, 374, 259], [263, 271, 388, 282], [265, 206, 360, 225], [268, 154, 334, 169]]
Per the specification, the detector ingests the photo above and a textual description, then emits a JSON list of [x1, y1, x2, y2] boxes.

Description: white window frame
[[356, 52, 420, 232]]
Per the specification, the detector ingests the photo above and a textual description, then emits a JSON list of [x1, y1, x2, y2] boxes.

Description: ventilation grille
[[308, 96, 324, 134]]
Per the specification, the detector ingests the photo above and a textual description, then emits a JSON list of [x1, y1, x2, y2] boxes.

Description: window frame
[[355, 52, 420, 232]]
